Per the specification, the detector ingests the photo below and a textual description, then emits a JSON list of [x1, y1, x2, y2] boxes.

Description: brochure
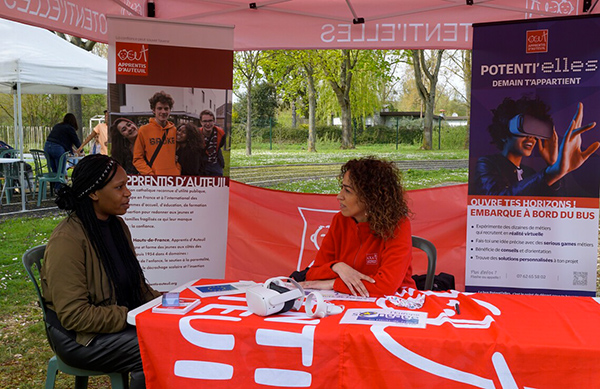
[[189, 281, 258, 298], [339, 309, 427, 328], [152, 298, 201, 315]]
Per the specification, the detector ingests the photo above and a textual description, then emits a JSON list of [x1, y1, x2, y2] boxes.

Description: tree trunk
[[411, 49, 444, 150], [305, 64, 317, 152], [291, 99, 297, 129], [327, 50, 354, 149], [245, 81, 252, 156], [463, 50, 472, 149], [423, 95, 435, 149], [339, 93, 352, 149], [67, 94, 83, 140]]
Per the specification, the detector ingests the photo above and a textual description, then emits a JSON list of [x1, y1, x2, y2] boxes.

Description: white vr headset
[[246, 276, 344, 318], [246, 277, 305, 317]]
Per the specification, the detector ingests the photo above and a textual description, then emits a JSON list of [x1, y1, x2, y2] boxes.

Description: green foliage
[[82, 94, 109, 129], [356, 123, 423, 145], [431, 125, 469, 150], [0, 93, 106, 130], [234, 82, 279, 127], [230, 119, 438, 148]]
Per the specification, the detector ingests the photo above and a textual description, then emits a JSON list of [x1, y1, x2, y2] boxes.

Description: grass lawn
[[229, 142, 469, 167], [267, 168, 468, 193]]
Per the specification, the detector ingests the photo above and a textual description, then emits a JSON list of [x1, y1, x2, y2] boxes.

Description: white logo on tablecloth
[[373, 290, 532, 388], [175, 298, 319, 386]]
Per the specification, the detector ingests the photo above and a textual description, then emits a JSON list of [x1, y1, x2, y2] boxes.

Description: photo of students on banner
[[470, 96, 600, 197], [109, 117, 139, 175], [107, 83, 231, 177]]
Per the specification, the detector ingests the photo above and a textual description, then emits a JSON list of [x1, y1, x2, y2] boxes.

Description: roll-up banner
[[107, 16, 234, 291], [466, 15, 600, 296]]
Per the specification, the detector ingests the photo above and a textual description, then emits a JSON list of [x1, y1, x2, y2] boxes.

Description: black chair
[[412, 236, 437, 290], [0, 148, 33, 204], [22, 245, 129, 389], [30, 149, 51, 200]]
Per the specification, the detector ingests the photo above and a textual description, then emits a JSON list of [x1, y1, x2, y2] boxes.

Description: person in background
[[300, 157, 416, 297], [110, 118, 139, 175], [199, 109, 226, 176], [44, 113, 82, 174], [41, 154, 160, 389], [133, 91, 180, 175], [77, 110, 108, 155], [176, 122, 205, 176]]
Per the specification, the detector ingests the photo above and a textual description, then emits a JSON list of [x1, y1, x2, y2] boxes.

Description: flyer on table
[[107, 16, 234, 290], [466, 15, 600, 296]]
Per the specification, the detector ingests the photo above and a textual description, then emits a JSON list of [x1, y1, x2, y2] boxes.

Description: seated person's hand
[[332, 262, 375, 297], [300, 279, 335, 291]]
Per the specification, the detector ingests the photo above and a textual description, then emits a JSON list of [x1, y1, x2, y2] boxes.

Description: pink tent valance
[[0, 0, 595, 50]]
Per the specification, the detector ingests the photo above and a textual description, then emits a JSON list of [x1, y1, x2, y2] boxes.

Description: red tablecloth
[[136, 280, 600, 388]]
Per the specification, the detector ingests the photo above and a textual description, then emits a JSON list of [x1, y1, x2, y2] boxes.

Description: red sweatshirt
[[305, 212, 416, 296]]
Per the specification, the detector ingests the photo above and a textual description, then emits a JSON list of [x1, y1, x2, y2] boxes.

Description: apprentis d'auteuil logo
[[526, 29, 548, 54], [116, 42, 149, 76]]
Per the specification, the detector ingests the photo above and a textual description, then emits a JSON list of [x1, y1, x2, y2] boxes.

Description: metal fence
[[0, 125, 51, 151]]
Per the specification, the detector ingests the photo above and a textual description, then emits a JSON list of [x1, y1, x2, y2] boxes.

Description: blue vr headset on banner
[[509, 114, 553, 139]]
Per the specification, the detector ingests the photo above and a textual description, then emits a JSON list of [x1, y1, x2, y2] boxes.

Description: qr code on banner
[[573, 272, 587, 286]]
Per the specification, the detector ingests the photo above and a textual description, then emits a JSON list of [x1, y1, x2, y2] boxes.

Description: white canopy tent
[[0, 18, 107, 211]]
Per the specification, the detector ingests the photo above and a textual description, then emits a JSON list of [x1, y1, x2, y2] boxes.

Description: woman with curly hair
[[110, 117, 139, 175], [176, 122, 205, 176], [301, 156, 416, 297], [41, 154, 160, 389]]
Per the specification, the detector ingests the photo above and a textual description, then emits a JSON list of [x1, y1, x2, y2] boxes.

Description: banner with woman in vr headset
[[466, 15, 600, 296]]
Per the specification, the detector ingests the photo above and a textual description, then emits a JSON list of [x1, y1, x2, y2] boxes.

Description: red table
[[133, 279, 600, 388]]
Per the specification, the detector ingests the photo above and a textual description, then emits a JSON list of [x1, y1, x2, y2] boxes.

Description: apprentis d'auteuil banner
[[466, 15, 600, 296], [107, 16, 234, 291]]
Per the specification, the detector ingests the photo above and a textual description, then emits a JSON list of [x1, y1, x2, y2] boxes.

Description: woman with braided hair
[[301, 156, 417, 297], [41, 154, 159, 389]]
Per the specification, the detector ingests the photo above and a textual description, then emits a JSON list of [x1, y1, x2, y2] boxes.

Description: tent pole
[[18, 82, 26, 211], [12, 85, 17, 152]]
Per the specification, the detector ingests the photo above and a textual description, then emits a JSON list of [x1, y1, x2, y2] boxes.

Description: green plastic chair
[[37, 152, 69, 206], [22, 245, 129, 389], [412, 236, 438, 291]]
